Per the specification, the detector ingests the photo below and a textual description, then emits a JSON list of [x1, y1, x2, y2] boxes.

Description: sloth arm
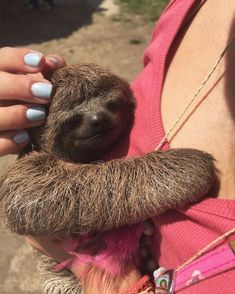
[[0, 149, 214, 236]]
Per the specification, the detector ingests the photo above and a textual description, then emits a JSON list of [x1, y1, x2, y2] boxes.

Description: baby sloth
[[0, 64, 215, 294], [36, 64, 135, 164]]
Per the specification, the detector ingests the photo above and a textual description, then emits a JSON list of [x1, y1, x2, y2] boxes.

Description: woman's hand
[[26, 236, 73, 263], [27, 235, 142, 294], [0, 47, 65, 156]]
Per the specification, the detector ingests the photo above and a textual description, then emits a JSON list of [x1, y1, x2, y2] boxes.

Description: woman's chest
[[160, 1, 235, 198], [161, 1, 235, 151]]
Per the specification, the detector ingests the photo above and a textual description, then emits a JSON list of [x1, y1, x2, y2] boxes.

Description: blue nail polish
[[26, 106, 46, 121], [13, 131, 30, 144], [31, 83, 53, 99], [24, 53, 42, 67]]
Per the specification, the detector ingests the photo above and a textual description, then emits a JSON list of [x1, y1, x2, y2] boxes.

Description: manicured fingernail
[[24, 52, 42, 67], [26, 106, 46, 121], [13, 131, 30, 144], [31, 82, 52, 99], [47, 56, 63, 68]]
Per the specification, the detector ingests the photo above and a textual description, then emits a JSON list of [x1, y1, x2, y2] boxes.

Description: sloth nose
[[89, 113, 108, 127], [91, 114, 99, 123]]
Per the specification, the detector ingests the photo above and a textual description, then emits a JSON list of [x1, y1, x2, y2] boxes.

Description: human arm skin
[[0, 148, 215, 236]]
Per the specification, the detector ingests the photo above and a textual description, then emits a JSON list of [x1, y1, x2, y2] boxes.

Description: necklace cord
[[156, 35, 235, 273], [155, 34, 235, 151], [176, 227, 235, 272], [153, 0, 235, 281]]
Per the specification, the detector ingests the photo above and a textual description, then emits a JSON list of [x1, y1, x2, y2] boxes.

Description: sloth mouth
[[78, 126, 116, 140]]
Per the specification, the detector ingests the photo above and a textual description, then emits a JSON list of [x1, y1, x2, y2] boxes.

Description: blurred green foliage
[[118, 0, 169, 21]]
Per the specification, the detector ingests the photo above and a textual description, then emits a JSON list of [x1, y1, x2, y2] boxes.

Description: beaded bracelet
[[121, 275, 155, 294]]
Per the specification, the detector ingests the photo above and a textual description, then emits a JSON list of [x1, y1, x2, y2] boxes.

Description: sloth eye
[[106, 98, 124, 112], [68, 116, 83, 129], [62, 116, 83, 132]]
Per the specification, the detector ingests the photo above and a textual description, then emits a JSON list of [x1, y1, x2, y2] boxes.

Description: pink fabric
[[122, 0, 235, 293], [175, 242, 235, 291], [56, 225, 143, 276]]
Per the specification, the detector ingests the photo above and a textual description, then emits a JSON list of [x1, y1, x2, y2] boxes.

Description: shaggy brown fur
[[38, 255, 82, 294], [0, 149, 214, 236], [0, 64, 216, 294], [29, 64, 135, 164]]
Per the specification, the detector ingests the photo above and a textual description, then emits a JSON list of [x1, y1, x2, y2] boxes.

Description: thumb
[[42, 55, 66, 79]]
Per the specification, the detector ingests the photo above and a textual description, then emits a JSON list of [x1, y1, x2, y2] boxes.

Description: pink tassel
[[54, 224, 143, 277]]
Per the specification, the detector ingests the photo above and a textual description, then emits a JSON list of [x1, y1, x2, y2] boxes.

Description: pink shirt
[[122, 0, 235, 293]]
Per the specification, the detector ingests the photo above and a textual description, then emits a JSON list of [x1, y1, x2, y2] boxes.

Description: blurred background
[[0, 0, 167, 293]]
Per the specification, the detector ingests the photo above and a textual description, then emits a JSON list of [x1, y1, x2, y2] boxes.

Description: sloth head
[[29, 64, 136, 163]]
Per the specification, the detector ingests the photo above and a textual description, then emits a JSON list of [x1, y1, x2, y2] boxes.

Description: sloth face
[[39, 64, 136, 163], [50, 94, 134, 163]]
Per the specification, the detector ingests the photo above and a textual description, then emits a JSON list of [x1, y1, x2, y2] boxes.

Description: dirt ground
[[0, 0, 154, 293]]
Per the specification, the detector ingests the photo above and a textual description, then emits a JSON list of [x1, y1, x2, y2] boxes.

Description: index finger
[[0, 47, 46, 73]]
